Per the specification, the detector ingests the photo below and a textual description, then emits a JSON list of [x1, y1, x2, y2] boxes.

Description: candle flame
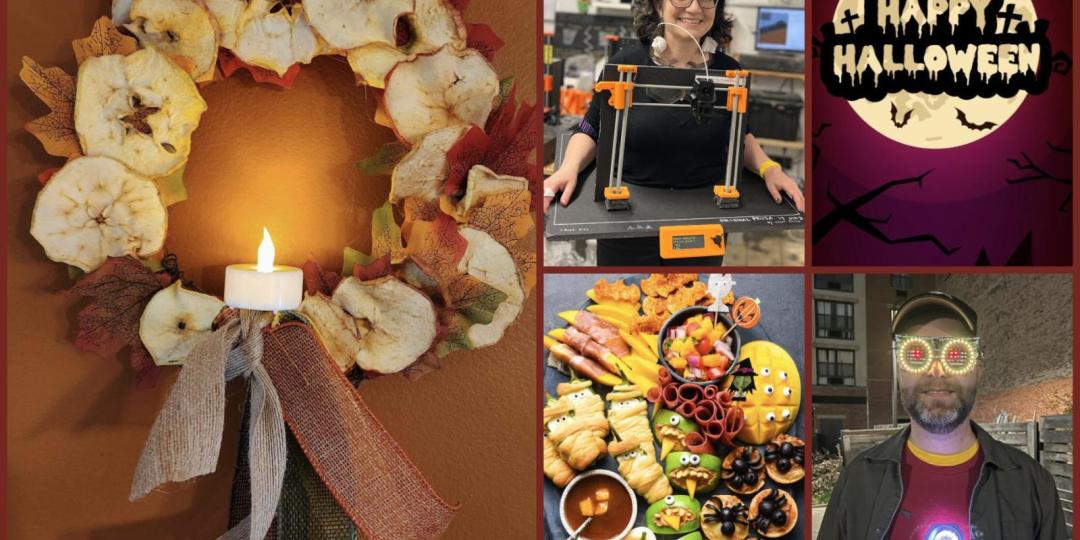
[[257, 227, 275, 273]]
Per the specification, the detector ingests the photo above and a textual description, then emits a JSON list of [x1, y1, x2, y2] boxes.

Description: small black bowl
[[658, 306, 742, 386]]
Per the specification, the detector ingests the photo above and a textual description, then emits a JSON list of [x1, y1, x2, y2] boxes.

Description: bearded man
[[818, 292, 1067, 540]]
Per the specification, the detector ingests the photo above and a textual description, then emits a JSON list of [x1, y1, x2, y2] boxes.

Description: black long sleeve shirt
[[574, 42, 746, 189]]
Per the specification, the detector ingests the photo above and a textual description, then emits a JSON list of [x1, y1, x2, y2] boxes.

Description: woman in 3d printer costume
[[543, 0, 804, 266]]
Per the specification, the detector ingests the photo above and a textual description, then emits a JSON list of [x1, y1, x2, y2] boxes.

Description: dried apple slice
[[332, 276, 437, 374], [204, 0, 326, 76], [124, 0, 219, 81], [304, 0, 413, 51], [455, 164, 528, 214], [299, 293, 363, 371], [390, 125, 468, 202], [30, 156, 167, 272], [457, 227, 523, 348], [347, 0, 466, 88], [139, 281, 226, 365], [384, 46, 499, 143], [74, 46, 207, 178]]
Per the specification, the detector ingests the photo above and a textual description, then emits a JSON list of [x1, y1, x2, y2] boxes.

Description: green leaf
[[370, 201, 404, 263], [435, 315, 474, 357], [342, 246, 374, 276], [449, 274, 508, 325], [498, 76, 515, 108], [354, 141, 410, 176], [153, 165, 188, 207]]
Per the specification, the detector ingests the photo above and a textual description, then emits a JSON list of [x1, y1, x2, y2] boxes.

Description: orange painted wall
[[6, 2, 538, 538]]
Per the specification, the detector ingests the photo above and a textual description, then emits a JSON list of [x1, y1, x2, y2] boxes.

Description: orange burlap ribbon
[[131, 313, 456, 540], [260, 322, 458, 539]]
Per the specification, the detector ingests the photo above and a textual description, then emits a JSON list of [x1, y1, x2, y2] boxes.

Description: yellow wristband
[[758, 160, 781, 178]]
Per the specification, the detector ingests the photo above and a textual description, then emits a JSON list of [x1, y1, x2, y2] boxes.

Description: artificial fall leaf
[[37, 167, 60, 186], [153, 164, 188, 207], [465, 189, 533, 248], [404, 213, 468, 283], [355, 141, 411, 176], [443, 126, 488, 196], [511, 240, 536, 296], [443, 86, 541, 195], [130, 345, 163, 389], [401, 351, 442, 381], [342, 246, 365, 277], [466, 23, 504, 62], [497, 76, 515, 109], [20, 57, 81, 159], [353, 254, 391, 280], [64, 256, 172, 384], [435, 313, 472, 357], [218, 48, 300, 89], [446, 274, 507, 325], [302, 255, 341, 296], [72, 17, 137, 65], [371, 201, 405, 263]]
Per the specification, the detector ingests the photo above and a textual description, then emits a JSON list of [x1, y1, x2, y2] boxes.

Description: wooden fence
[[840, 415, 1072, 534]]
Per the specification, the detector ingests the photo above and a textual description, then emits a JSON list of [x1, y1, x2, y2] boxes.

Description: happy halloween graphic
[[812, 0, 1072, 265]]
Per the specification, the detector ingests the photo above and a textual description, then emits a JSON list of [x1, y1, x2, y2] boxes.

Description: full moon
[[831, 0, 1037, 149]]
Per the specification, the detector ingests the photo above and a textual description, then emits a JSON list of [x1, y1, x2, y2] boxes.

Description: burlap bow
[[131, 310, 284, 540], [130, 311, 457, 540]]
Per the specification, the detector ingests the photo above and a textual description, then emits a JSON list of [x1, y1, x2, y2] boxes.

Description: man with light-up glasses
[[818, 292, 1066, 540]]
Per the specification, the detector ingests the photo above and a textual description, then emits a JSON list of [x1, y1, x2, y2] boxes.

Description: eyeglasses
[[670, 0, 718, 9], [893, 335, 980, 375]]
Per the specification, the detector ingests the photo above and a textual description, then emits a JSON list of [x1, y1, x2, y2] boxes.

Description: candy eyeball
[[680, 455, 691, 466], [760, 367, 771, 377], [571, 390, 589, 400], [664, 495, 677, 505], [779, 371, 788, 381], [781, 410, 792, 420], [765, 412, 777, 422], [690, 455, 701, 466], [783, 387, 793, 397], [669, 414, 683, 426], [764, 385, 774, 395]]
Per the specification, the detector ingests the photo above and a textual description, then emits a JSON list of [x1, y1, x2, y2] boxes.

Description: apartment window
[[816, 300, 855, 340], [890, 274, 912, 291], [814, 274, 854, 292], [817, 348, 856, 386]]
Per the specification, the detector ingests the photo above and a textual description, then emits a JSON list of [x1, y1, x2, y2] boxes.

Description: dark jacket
[[818, 422, 1068, 540]]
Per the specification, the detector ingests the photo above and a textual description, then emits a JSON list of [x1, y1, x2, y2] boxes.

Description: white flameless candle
[[224, 228, 303, 311]]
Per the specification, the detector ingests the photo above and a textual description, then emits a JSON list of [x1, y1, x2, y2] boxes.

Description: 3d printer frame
[[593, 63, 751, 211]]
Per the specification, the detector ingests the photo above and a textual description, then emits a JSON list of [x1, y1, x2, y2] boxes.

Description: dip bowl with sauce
[[560, 470, 637, 540]]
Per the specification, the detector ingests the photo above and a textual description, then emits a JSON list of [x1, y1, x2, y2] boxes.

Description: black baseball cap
[[891, 291, 978, 337]]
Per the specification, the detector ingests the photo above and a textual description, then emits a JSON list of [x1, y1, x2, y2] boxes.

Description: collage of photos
[[2, 0, 1077, 539], [539, 0, 1076, 540]]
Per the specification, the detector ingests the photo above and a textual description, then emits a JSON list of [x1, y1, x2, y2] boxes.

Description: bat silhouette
[[890, 103, 914, 128], [955, 108, 997, 131]]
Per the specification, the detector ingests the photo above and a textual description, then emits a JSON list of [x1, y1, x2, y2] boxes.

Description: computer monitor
[[755, 7, 805, 53]]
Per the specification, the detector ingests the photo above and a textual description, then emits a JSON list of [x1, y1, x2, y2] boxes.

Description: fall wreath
[[23, 0, 537, 385], [20, 1, 537, 538]]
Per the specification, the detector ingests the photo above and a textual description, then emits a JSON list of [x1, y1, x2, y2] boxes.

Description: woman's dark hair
[[633, 0, 735, 47]]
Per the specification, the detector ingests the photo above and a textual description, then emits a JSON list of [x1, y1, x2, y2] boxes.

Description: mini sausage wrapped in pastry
[[542, 397, 577, 488], [606, 383, 654, 453], [545, 394, 605, 470], [557, 378, 609, 440], [609, 436, 672, 504]]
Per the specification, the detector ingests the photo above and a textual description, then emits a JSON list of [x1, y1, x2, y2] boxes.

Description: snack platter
[[543, 274, 805, 540]]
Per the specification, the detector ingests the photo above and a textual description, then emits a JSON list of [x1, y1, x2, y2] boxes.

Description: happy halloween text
[[820, 0, 1052, 101]]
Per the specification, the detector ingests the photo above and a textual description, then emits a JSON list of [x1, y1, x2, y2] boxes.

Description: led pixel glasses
[[893, 335, 980, 375]]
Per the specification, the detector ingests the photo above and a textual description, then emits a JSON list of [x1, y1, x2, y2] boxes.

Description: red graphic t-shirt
[[886, 440, 983, 540]]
